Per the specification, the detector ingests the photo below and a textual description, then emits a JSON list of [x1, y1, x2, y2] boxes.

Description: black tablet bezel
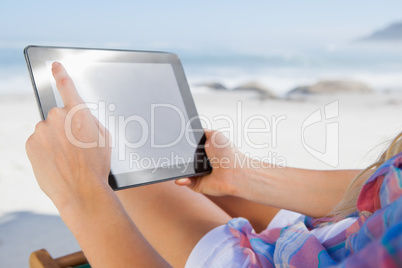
[[24, 45, 211, 190]]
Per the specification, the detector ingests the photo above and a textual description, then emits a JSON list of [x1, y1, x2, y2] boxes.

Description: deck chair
[[29, 249, 89, 268]]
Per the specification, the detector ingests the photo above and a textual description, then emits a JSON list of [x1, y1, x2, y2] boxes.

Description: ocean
[[1, 44, 402, 96]]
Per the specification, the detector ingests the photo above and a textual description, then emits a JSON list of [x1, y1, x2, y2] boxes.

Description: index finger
[[52, 62, 84, 107]]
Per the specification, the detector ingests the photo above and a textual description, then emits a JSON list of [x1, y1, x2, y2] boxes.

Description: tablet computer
[[24, 45, 211, 190]]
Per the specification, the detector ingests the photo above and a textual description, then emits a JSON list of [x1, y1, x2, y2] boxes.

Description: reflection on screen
[[47, 61, 197, 175]]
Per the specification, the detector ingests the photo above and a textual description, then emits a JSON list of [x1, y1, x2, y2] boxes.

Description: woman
[[26, 62, 402, 267]]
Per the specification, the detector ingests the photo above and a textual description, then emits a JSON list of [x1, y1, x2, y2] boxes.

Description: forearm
[[59, 182, 171, 268], [233, 162, 361, 217]]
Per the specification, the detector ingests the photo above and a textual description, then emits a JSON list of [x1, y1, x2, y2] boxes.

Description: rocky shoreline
[[193, 79, 382, 100]]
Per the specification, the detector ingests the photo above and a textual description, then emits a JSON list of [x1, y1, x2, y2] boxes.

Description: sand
[[0, 91, 401, 267]]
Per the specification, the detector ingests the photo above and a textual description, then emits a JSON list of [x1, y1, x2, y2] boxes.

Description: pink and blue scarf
[[227, 152, 402, 267]]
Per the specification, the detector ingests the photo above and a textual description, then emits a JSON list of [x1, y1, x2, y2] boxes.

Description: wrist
[[230, 154, 264, 197], [231, 156, 281, 203], [56, 178, 114, 222]]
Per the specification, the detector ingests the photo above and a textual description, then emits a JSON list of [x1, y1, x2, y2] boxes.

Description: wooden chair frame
[[29, 249, 87, 268]]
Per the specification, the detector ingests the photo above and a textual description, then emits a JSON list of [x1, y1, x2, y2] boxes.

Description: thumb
[[175, 177, 192, 187], [175, 177, 199, 191]]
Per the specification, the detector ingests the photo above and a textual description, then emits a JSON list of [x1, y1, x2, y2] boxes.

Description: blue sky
[[1, 0, 402, 54]]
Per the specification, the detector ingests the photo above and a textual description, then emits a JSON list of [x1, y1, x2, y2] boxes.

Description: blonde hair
[[329, 132, 402, 220]]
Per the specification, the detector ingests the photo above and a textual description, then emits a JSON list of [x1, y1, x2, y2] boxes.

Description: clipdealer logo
[[301, 100, 339, 167]]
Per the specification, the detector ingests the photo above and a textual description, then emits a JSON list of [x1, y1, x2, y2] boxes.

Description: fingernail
[[176, 178, 189, 185], [52, 62, 60, 70]]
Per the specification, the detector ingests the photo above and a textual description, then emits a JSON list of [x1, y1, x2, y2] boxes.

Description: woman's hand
[[176, 130, 247, 196], [26, 62, 171, 267], [175, 129, 363, 218], [26, 62, 112, 211]]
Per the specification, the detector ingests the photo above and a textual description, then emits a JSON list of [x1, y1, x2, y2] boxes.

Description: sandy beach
[[0, 90, 401, 267]]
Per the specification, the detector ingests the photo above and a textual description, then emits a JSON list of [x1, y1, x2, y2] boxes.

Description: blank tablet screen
[[25, 46, 211, 189]]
